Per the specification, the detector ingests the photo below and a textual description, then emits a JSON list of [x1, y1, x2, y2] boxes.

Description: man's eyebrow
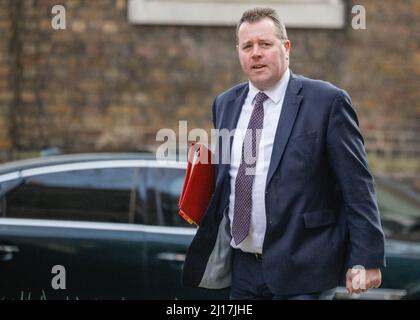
[[239, 37, 274, 46], [240, 40, 252, 46]]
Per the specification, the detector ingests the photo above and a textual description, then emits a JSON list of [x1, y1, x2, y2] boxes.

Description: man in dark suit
[[182, 7, 385, 300]]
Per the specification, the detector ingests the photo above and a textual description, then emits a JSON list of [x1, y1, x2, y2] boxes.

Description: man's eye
[[262, 43, 271, 47], [242, 45, 251, 50]]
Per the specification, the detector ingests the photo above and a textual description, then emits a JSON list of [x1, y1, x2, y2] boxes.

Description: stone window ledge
[[128, 0, 345, 29]]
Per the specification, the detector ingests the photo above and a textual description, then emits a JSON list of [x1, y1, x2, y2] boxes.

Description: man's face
[[237, 18, 290, 91]]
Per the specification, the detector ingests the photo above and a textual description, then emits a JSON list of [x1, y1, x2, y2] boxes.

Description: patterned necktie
[[232, 91, 268, 245]]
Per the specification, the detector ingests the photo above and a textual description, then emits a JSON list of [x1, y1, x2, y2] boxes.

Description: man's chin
[[250, 79, 270, 91]]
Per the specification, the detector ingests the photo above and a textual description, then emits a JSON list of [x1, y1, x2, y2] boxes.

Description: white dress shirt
[[228, 68, 290, 253]]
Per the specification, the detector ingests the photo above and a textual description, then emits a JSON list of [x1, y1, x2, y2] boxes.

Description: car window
[[2, 168, 136, 223], [136, 167, 193, 228], [377, 181, 420, 242], [0, 178, 22, 218]]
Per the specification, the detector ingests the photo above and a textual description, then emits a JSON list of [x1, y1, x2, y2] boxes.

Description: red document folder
[[178, 142, 215, 226]]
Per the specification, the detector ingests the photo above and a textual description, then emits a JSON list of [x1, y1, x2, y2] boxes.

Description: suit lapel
[[225, 84, 249, 137], [266, 74, 303, 188]]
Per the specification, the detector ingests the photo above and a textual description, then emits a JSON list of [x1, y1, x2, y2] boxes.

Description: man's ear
[[284, 40, 291, 52]]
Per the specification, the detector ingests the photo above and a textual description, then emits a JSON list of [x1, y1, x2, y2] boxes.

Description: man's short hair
[[236, 7, 288, 43]]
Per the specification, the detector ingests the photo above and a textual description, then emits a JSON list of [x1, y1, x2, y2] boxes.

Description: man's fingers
[[345, 267, 382, 296], [366, 274, 381, 289]]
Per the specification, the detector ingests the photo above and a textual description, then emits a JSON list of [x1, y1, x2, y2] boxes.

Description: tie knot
[[255, 92, 269, 106]]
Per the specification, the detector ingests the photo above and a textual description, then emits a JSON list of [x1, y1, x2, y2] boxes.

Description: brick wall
[[1, 0, 245, 156], [0, 0, 12, 158], [0, 0, 419, 182], [339, 0, 420, 178]]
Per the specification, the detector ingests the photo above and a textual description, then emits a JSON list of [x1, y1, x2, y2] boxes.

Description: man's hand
[[346, 267, 382, 295]]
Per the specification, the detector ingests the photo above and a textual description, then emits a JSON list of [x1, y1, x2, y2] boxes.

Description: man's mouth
[[252, 64, 266, 70]]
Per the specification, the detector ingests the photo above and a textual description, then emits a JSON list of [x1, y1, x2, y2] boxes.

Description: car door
[[0, 166, 147, 299], [138, 166, 229, 299], [376, 178, 420, 299], [334, 177, 420, 300]]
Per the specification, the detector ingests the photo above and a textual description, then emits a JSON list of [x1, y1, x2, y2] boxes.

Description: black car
[[0, 153, 418, 299]]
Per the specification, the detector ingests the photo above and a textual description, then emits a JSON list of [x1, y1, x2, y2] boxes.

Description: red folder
[[178, 142, 215, 225]]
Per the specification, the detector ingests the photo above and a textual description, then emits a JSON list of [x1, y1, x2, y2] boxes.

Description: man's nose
[[251, 45, 262, 58]]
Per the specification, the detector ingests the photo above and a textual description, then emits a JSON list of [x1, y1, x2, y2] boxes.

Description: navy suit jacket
[[182, 71, 386, 295]]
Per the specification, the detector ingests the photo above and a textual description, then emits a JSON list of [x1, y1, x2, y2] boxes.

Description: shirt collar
[[248, 68, 290, 104]]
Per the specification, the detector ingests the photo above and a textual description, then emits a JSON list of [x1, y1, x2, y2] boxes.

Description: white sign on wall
[[128, 0, 345, 29]]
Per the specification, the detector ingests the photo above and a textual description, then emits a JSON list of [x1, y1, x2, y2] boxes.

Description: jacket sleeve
[[326, 90, 386, 269]]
